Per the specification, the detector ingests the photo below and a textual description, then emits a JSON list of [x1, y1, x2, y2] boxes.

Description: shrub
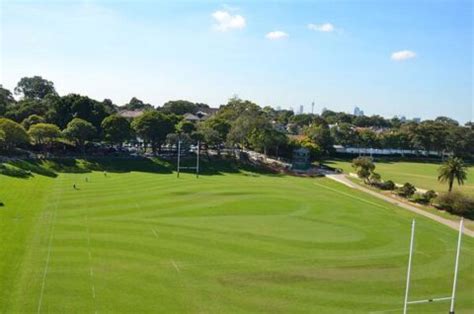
[[410, 193, 427, 204], [410, 190, 436, 205], [369, 172, 381, 184], [435, 192, 474, 218], [424, 190, 437, 203], [378, 180, 396, 190], [396, 182, 416, 198]]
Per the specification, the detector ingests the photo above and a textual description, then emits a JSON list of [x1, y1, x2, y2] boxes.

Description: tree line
[[0, 76, 473, 160]]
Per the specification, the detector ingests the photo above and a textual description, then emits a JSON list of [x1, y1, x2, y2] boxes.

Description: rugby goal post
[[403, 218, 464, 314], [177, 140, 200, 178]]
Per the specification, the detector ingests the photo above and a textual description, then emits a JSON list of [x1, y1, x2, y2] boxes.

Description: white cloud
[[308, 23, 335, 32], [212, 10, 245, 31], [391, 50, 417, 61], [265, 31, 288, 40]]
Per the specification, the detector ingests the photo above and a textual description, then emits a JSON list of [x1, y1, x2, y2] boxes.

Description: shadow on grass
[[45, 157, 174, 174], [1, 155, 282, 178], [0, 164, 33, 178], [9, 160, 58, 177], [164, 156, 282, 177]]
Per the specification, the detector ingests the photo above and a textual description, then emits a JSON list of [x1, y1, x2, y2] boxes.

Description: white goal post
[[177, 140, 200, 178], [403, 218, 464, 314]]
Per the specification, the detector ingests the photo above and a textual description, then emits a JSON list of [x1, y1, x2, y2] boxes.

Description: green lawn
[[325, 159, 474, 196], [1, 159, 473, 313]]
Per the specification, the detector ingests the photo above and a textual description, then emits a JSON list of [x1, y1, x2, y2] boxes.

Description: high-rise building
[[299, 105, 304, 115], [354, 106, 365, 116]]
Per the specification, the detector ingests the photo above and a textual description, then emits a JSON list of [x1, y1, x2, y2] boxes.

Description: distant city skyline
[[1, 0, 472, 123]]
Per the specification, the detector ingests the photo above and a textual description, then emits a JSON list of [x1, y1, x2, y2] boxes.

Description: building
[[298, 105, 304, 115], [354, 106, 364, 116], [292, 147, 311, 170], [271, 121, 287, 133], [118, 110, 145, 119], [183, 113, 201, 122]]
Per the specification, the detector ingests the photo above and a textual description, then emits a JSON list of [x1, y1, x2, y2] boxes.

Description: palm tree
[[438, 157, 468, 192]]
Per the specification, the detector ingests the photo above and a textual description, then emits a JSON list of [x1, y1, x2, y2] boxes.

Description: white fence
[[334, 146, 442, 157]]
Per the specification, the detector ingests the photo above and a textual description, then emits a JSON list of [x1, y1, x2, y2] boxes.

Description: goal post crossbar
[[407, 296, 452, 305]]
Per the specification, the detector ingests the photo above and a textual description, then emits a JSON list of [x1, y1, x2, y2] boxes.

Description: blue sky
[[1, 0, 472, 122]]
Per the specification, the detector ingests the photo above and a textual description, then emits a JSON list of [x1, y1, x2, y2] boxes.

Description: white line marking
[[369, 308, 403, 314], [85, 216, 97, 308], [37, 186, 61, 314], [313, 181, 389, 210], [171, 260, 180, 273]]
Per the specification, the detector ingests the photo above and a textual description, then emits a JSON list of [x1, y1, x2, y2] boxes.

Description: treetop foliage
[[14, 76, 57, 100], [0, 76, 472, 160]]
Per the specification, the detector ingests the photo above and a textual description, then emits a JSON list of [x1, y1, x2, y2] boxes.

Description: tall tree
[[162, 100, 198, 115], [14, 76, 57, 100], [0, 118, 30, 150], [438, 157, 468, 192], [59, 94, 112, 131], [101, 115, 132, 146], [202, 117, 231, 140], [131, 111, 175, 154], [216, 97, 261, 122], [4, 98, 48, 122], [177, 120, 196, 134], [331, 123, 356, 146], [22, 114, 45, 130], [304, 124, 334, 154], [0, 85, 15, 115], [122, 97, 153, 111], [227, 114, 265, 148], [352, 157, 376, 184], [28, 123, 61, 150], [249, 127, 287, 157], [62, 118, 96, 153], [356, 128, 379, 148], [43, 94, 69, 128]]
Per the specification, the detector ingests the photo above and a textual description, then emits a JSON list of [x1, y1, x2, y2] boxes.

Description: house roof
[[118, 110, 145, 118], [197, 107, 219, 115], [183, 113, 200, 121]]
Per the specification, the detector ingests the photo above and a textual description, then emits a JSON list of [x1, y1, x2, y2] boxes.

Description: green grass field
[[325, 159, 474, 196], [1, 159, 473, 313]]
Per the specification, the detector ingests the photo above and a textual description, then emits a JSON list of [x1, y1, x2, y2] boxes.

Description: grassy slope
[[1, 159, 473, 313], [325, 159, 474, 196]]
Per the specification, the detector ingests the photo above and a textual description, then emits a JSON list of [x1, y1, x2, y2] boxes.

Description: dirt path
[[326, 174, 474, 237]]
